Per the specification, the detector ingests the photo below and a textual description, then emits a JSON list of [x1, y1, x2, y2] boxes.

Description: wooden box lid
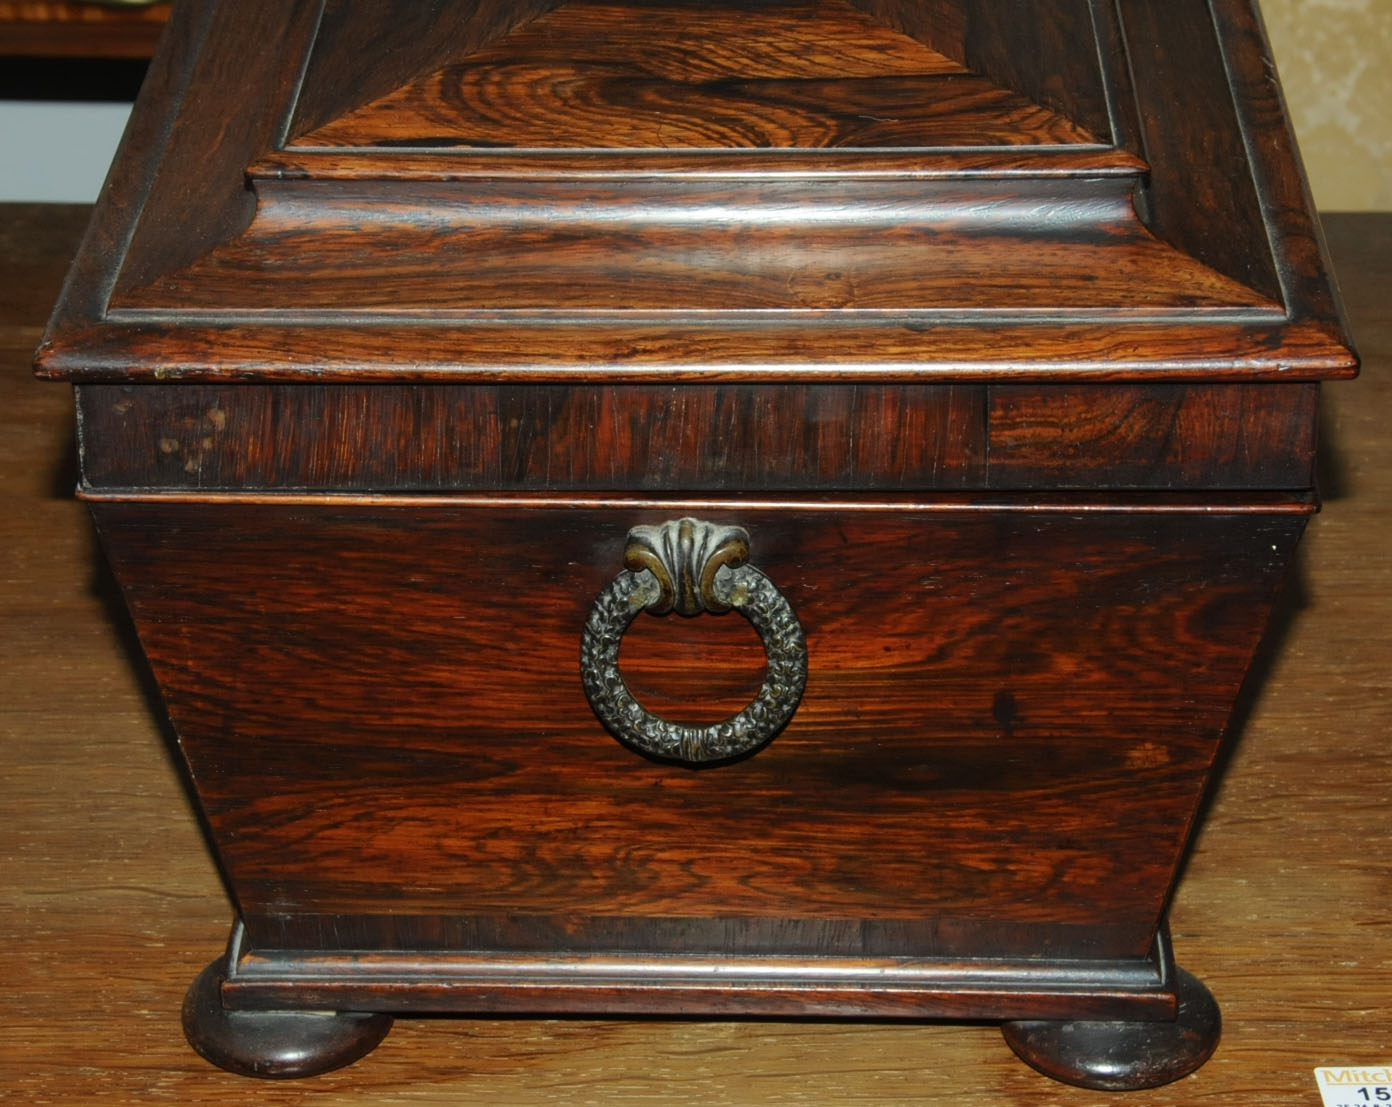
[[36, 0, 1356, 384]]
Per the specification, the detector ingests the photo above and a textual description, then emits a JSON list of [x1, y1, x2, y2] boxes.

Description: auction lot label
[[1316, 1067, 1392, 1107]]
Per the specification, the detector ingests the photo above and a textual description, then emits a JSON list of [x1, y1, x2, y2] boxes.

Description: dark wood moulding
[[74, 381, 1319, 493]]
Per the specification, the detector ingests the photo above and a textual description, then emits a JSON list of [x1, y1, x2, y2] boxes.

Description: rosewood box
[[37, 0, 1357, 1089]]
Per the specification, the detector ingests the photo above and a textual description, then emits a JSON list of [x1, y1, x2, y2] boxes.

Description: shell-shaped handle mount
[[580, 518, 808, 765]]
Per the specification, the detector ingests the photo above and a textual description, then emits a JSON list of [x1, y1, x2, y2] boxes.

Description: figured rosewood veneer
[[37, 0, 1355, 1090]]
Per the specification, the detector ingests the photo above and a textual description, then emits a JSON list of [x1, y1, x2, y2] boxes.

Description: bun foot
[[182, 960, 393, 1078], [1001, 968, 1221, 1090]]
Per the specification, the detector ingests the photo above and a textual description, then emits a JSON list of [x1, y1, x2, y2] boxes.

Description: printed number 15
[[1357, 1090, 1392, 1102]]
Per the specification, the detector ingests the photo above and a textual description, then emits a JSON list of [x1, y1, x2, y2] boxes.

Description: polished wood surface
[[72, 381, 1321, 492], [294, 0, 1090, 150], [90, 501, 1300, 950], [4, 205, 1389, 1102], [8, 0, 1377, 1090], [35, 0, 1355, 386], [74, 382, 988, 491]]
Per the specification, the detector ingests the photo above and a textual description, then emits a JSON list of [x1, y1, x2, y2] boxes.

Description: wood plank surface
[[3, 203, 1389, 1103], [0, 1, 168, 57]]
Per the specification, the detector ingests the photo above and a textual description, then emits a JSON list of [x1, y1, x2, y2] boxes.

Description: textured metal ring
[[580, 519, 807, 765]]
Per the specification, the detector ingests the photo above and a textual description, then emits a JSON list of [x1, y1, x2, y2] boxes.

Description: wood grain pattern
[[295, 0, 1092, 151], [2, 208, 1387, 1107], [75, 382, 986, 492], [74, 381, 1321, 493], [849, 0, 1114, 141], [90, 501, 1303, 958], [304, 72, 1087, 152], [38, 315, 1354, 383], [34, 0, 1356, 394], [0, 0, 168, 57], [7, 0, 1373, 1088], [954, 0, 1113, 142], [289, 0, 567, 139], [4, 201, 1389, 1107], [986, 383, 1320, 490], [250, 144, 1154, 182], [1205, 0, 1350, 329], [101, 0, 322, 299], [240, 912, 1153, 961], [1118, 1, 1283, 301], [425, 0, 972, 83], [110, 178, 1274, 314]]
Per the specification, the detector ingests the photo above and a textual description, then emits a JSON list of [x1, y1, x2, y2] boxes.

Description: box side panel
[[986, 382, 1319, 490], [74, 383, 986, 493], [76, 382, 1321, 493], [89, 501, 1304, 961]]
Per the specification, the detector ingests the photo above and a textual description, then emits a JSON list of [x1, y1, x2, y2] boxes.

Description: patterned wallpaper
[[1260, 0, 1392, 211]]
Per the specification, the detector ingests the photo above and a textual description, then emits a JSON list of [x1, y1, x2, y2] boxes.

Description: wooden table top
[[2, 204, 1388, 1105], [0, 2, 168, 58]]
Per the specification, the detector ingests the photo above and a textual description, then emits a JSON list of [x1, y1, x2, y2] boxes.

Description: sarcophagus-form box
[[37, 0, 1356, 1088]]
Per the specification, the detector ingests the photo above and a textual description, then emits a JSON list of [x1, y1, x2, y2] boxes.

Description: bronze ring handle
[[580, 518, 808, 764]]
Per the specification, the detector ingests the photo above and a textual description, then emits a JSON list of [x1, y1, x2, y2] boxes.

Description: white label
[[1316, 1067, 1392, 1107]]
